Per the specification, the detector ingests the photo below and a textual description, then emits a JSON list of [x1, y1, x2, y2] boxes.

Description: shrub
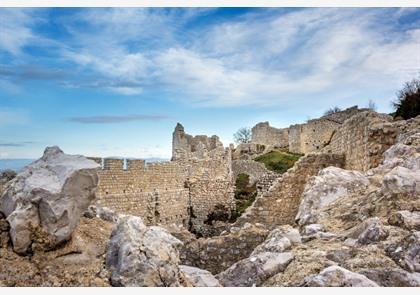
[[393, 78, 420, 120], [254, 150, 302, 174], [323, 106, 341, 116]]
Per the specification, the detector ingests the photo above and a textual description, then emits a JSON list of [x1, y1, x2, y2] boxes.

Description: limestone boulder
[[386, 231, 420, 273], [302, 223, 325, 236], [346, 217, 389, 245], [381, 166, 420, 196], [388, 210, 420, 231], [296, 167, 369, 225], [106, 215, 185, 287], [303, 265, 379, 287], [216, 252, 294, 287], [180, 265, 221, 287], [0, 146, 99, 254], [359, 268, 420, 287], [251, 228, 292, 256], [84, 205, 118, 223], [272, 225, 302, 245]]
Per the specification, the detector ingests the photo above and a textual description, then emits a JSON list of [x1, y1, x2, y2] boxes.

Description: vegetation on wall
[[230, 173, 257, 222], [254, 150, 302, 174]]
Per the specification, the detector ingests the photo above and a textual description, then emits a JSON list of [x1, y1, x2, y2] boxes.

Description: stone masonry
[[250, 106, 366, 155], [232, 153, 345, 229], [91, 123, 235, 234]]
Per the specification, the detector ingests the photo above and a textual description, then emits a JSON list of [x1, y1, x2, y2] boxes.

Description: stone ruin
[[0, 108, 419, 287], [89, 123, 235, 236]]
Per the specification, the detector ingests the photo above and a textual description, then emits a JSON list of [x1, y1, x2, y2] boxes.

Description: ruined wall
[[90, 158, 190, 226], [232, 153, 345, 229], [172, 123, 224, 161], [324, 111, 399, 171], [179, 224, 269, 274], [232, 159, 273, 185], [251, 122, 289, 148], [251, 106, 366, 155], [91, 123, 235, 231], [231, 143, 267, 160]]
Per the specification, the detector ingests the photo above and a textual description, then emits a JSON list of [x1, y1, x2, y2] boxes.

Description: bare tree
[[234, 127, 251, 144], [323, 106, 341, 116], [368, 99, 377, 111]]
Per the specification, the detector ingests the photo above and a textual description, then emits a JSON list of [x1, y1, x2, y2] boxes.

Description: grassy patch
[[254, 150, 303, 174], [230, 173, 257, 222]]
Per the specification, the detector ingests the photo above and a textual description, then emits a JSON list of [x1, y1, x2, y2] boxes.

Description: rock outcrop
[[106, 215, 186, 287], [0, 146, 100, 254], [296, 167, 369, 226]]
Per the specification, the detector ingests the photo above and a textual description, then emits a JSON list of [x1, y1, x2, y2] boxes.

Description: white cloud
[[3, 8, 419, 107]]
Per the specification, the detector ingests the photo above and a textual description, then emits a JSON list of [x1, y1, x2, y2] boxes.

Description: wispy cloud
[[1, 8, 419, 107], [0, 141, 35, 147], [67, 114, 171, 124]]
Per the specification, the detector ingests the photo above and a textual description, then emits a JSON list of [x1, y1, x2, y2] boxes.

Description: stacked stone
[[324, 111, 399, 171], [233, 153, 345, 229], [180, 224, 269, 274]]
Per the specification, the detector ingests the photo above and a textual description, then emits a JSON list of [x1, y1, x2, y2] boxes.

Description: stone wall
[[232, 153, 345, 229], [172, 123, 224, 161], [250, 106, 366, 155], [232, 159, 273, 185], [323, 111, 399, 171], [231, 143, 267, 160], [179, 224, 269, 274], [91, 124, 235, 233], [251, 122, 289, 149]]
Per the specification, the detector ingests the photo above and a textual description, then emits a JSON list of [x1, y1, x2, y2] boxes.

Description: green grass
[[254, 150, 303, 174], [230, 173, 257, 222]]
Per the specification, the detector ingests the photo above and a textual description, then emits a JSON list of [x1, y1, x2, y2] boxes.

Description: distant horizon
[[1, 8, 419, 160]]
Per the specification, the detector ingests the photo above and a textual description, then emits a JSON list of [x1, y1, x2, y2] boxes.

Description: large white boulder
[[0, 146, 99, 254], [106, 215, 185, 287], [296, 167, 369, 225], [304, 265, 379, 287]]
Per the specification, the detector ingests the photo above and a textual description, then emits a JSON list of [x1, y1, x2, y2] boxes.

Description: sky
[[0, 7, 419, 160]]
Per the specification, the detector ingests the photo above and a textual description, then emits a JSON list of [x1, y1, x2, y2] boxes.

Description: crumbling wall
[[251, 106, 366, 155], [91, 123, 235, 232], [232, 159, 272, 185], [251, 122, 289, 148], [231, 143, 267, 160], [172, 123, 224, 161], [179, 224, 269, 274], [90, 158, 190, 226], [232, 153, 345, 229], [324, 111, 399, 171]]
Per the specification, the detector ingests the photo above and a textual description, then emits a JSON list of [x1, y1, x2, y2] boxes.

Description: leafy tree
[[323, 106, 341, 116], [393, 78, 420, 120], [233, 127, 251, 144]]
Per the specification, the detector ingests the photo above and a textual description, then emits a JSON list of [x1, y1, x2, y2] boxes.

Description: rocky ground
[[0, 117, 419, 287]]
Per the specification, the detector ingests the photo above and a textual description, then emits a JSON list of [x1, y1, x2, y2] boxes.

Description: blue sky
[[0, 7, 419, 159]]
